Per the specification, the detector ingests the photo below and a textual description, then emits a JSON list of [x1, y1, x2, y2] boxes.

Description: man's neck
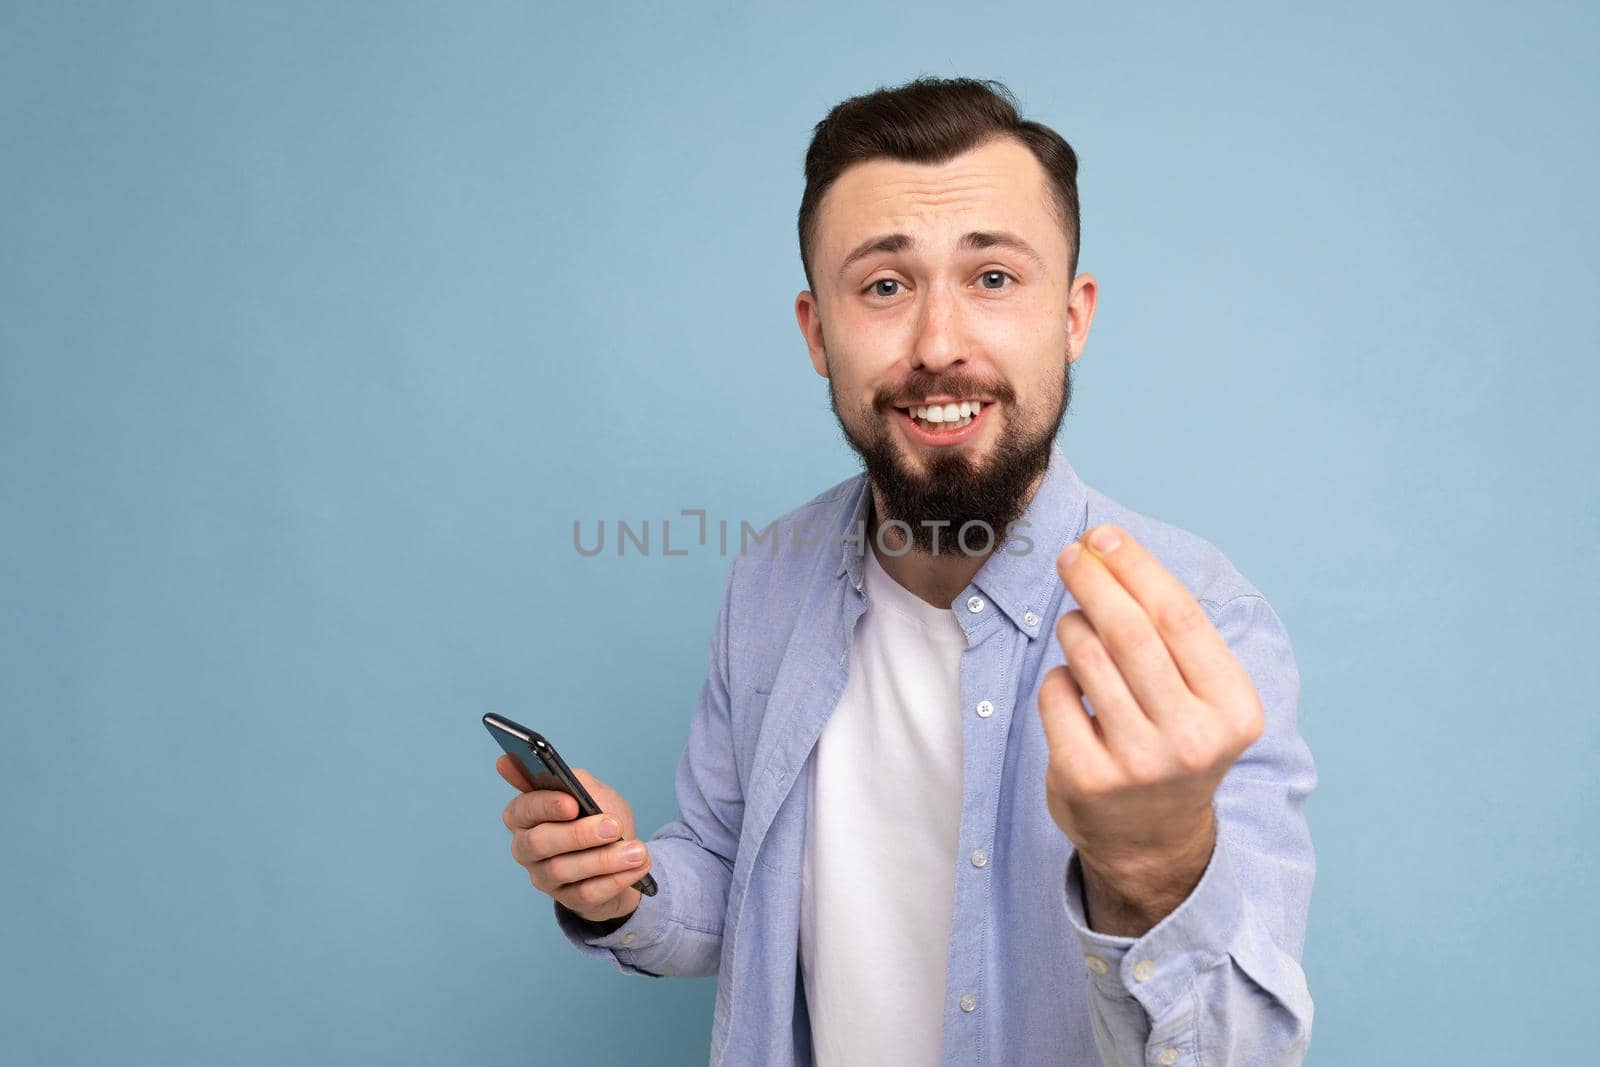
[[865, 467, 1048, 610]]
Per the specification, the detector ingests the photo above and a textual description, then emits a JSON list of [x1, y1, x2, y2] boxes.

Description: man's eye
[[865, 274, 1011, 297]]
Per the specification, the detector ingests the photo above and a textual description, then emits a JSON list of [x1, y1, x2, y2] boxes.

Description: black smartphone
[[483, 712, 658, 897]]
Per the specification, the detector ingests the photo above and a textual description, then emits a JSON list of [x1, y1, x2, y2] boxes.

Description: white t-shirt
[[799, 543, 968, 1066]]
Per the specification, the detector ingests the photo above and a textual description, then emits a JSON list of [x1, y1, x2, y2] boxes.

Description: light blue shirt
[[555, 441, 1317, 1066]]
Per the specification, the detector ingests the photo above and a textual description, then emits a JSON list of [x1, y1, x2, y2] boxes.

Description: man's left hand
[[1037, 523, 1265, 890]]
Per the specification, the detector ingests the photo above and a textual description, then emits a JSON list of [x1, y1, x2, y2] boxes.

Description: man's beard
[[828, 362, 1073, 557]]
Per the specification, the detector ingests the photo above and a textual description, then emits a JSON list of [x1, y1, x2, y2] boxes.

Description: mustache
[[874, 371, 1016, 410]]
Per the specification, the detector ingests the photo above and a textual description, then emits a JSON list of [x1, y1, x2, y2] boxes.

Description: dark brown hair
[[797, 76, 1081, 298]]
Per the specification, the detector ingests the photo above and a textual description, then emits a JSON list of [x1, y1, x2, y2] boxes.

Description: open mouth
[[892, 399, 991, 445]]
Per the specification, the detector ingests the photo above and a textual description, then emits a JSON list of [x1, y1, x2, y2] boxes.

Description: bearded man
[[497, 75, 1317, 1067]]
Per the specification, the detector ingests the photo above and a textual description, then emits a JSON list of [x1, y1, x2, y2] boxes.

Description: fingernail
[[622, 842, 646, 863], [1089, 526, 1120, 552], [598, 817, 620, 839], [1061, 542, 1082, 566]]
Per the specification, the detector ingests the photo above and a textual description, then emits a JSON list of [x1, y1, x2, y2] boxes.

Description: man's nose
[[908, 282, 966, 373]]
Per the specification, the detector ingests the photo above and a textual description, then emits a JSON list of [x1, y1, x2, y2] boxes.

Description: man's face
[[795, 135, 1097, 554]]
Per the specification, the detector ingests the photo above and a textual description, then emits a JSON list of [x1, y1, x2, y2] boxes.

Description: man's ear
[[795, 290, 830, 378], [1064, 272, 1097, 367]]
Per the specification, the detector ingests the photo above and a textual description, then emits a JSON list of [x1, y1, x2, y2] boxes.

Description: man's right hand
[[497, 755, 653, 925]]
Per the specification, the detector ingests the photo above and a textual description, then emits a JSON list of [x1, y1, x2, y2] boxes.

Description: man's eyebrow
[[836, 230, 1047, 283]]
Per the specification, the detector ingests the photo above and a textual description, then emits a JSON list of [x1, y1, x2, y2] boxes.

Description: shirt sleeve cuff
[[1062, 826, 1245, 1018], [553, 871, 677, 978]]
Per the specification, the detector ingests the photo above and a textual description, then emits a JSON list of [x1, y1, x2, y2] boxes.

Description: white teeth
[[911, 412, 973, 430], [904, 400, 985, 431]]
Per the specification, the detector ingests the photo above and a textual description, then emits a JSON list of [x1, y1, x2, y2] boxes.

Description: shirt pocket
[[732, 683, 771, 799]]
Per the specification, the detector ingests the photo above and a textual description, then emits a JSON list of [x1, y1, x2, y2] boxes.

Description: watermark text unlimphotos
[[572, 509, 1035, 559]]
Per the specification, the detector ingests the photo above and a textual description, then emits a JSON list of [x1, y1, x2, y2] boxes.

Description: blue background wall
[[3, 2, 1595, 1063]]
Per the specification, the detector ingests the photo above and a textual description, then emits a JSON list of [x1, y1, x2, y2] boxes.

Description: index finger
[[495, 753, 537, 791], [1075, 524, 1243, 704], [503, 787, 580, 831]]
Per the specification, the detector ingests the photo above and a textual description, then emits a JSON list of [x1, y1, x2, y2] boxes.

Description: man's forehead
[[818, 138, 1058, 259]]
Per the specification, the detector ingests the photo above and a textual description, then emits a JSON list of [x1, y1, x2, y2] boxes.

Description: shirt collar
[[835, 439, 1090, 640]]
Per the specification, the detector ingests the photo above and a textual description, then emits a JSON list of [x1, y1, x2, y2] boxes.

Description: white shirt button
[[1023, 610, 1039, 627], [969, 848, 988, 868], [976, 699, 994, 718], [1158, 1048, 1180, 1065], [966, 595, 985, 613], [959, 994, 977, 1012], [1083, 954, 1109, 975], [1132, 959, 1156, 982], [620, 932, 636, 945]]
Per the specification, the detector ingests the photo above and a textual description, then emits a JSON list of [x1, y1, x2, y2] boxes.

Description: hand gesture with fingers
[[496, 755, 653, 925], [1037, 524, 1265, 897]]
